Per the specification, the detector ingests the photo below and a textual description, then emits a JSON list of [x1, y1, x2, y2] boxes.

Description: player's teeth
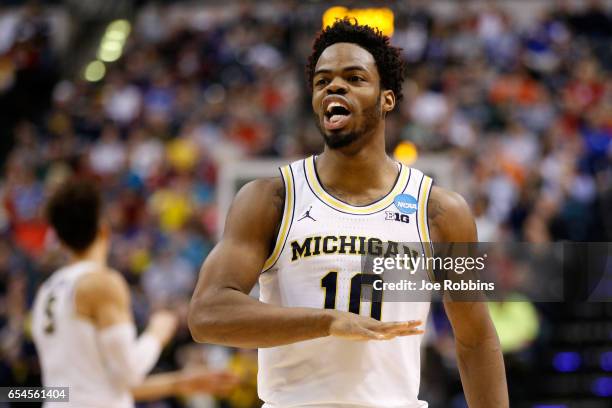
[[327, 102, 343, 113]]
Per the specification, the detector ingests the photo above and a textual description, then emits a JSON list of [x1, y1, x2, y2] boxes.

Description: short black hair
[[46, 179, 101, 253], [306, 18, 405, 101]]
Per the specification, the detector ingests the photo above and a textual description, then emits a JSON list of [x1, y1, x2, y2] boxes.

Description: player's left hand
[[175, 368, 240, 396]]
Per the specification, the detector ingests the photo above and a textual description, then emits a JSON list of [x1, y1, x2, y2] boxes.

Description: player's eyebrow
[[314, 65, 369, 76]]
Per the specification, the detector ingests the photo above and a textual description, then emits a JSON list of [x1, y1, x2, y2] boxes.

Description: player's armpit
[[74, 269, 132, 329]]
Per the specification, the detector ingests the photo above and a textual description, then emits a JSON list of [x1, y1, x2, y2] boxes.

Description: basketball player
[[189, 19, 508, 407], [32, 180, 238, 407]]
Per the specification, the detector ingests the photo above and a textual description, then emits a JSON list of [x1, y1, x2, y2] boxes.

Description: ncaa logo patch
[[393, 194, 418, 215]]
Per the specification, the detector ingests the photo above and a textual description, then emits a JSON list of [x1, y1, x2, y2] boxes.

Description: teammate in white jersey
[[189, 18, 508, 408], [32, 180, 237, 407]]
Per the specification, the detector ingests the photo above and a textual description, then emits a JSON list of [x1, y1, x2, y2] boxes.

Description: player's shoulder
[[75, 268, 130, 305], [428, 185, 476, 242], [237, 177, 284, 205], [429, 185, 471, 216], [230, 177, 285, 220], [222, 176, 286, 240], [74, 268, 131, 322]]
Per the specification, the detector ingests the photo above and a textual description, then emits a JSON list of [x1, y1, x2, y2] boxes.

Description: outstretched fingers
[[369, 320, 424, 338]]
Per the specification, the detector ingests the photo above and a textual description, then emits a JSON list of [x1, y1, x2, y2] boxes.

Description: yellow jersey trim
[[418, 175, 435, 280], [262, 165, 295, 271], [304, 155, 409, 215]]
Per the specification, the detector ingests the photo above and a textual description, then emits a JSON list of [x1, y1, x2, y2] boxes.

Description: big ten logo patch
[[385, 211, 410, 224]]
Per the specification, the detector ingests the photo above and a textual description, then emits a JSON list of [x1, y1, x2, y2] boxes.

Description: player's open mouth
[[324, 102, 352, 130]]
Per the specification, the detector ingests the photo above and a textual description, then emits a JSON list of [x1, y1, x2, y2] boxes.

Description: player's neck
[[317, 132, 397, 196], [70, 240, 108, 267]]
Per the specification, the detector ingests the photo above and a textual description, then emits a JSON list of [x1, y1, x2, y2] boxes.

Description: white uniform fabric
[[258, 156, 434, 408], [31, 261, 134, 408], [98, 323, 161, 388]]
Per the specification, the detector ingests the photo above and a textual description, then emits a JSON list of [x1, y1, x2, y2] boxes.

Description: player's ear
[[381, 89, 395, 114]]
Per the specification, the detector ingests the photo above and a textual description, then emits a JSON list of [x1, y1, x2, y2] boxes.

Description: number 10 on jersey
[[321, 271, 383, 320]]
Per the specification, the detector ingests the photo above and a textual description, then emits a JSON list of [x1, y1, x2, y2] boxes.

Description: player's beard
[[317, 96, 382, 149]]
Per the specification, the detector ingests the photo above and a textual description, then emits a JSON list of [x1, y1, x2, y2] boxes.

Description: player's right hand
[[328, 310, 423, 341], [148, 310, 179, 345], [175, 368, 240, 397]]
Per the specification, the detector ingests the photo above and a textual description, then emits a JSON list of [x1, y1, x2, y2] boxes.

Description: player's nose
[[326, 77, 348, 95]]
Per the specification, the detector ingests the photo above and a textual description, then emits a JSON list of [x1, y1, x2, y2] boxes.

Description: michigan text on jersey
[[290, 235, 421, 263]]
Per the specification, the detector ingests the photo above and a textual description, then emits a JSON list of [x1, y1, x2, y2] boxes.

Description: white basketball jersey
[[31, 261, 134, 408], [258, 156, 434, 408]]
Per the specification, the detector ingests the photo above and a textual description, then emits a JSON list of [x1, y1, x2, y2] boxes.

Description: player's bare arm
[[428, 186, 509, 408], [75, 269, 176, 341], [131, 369, 239, 401], [75, 269, 236, 400], [188, 178, 423, 348]]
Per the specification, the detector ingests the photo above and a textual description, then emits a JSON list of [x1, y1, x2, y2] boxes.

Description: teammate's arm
[[75, 271, 215, 400], [428, 186, 509, 408], [75, 270, 175, 383], [131, 369, 239, 401], [188, 178, 422, 348], [76, 271, 237, 400]]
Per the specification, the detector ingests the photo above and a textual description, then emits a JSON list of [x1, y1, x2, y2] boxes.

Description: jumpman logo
[[298, 206, 316, 222]]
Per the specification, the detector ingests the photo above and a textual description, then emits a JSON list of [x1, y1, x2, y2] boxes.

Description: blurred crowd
[[0, 1, 611, 407]]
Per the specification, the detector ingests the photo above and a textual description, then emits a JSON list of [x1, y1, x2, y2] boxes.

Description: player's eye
[[315, 78, 329, 86], [349, 76, 364, 82]]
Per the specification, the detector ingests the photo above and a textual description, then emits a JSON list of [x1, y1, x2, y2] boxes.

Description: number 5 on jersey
[[44, 293, 57, 334]]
